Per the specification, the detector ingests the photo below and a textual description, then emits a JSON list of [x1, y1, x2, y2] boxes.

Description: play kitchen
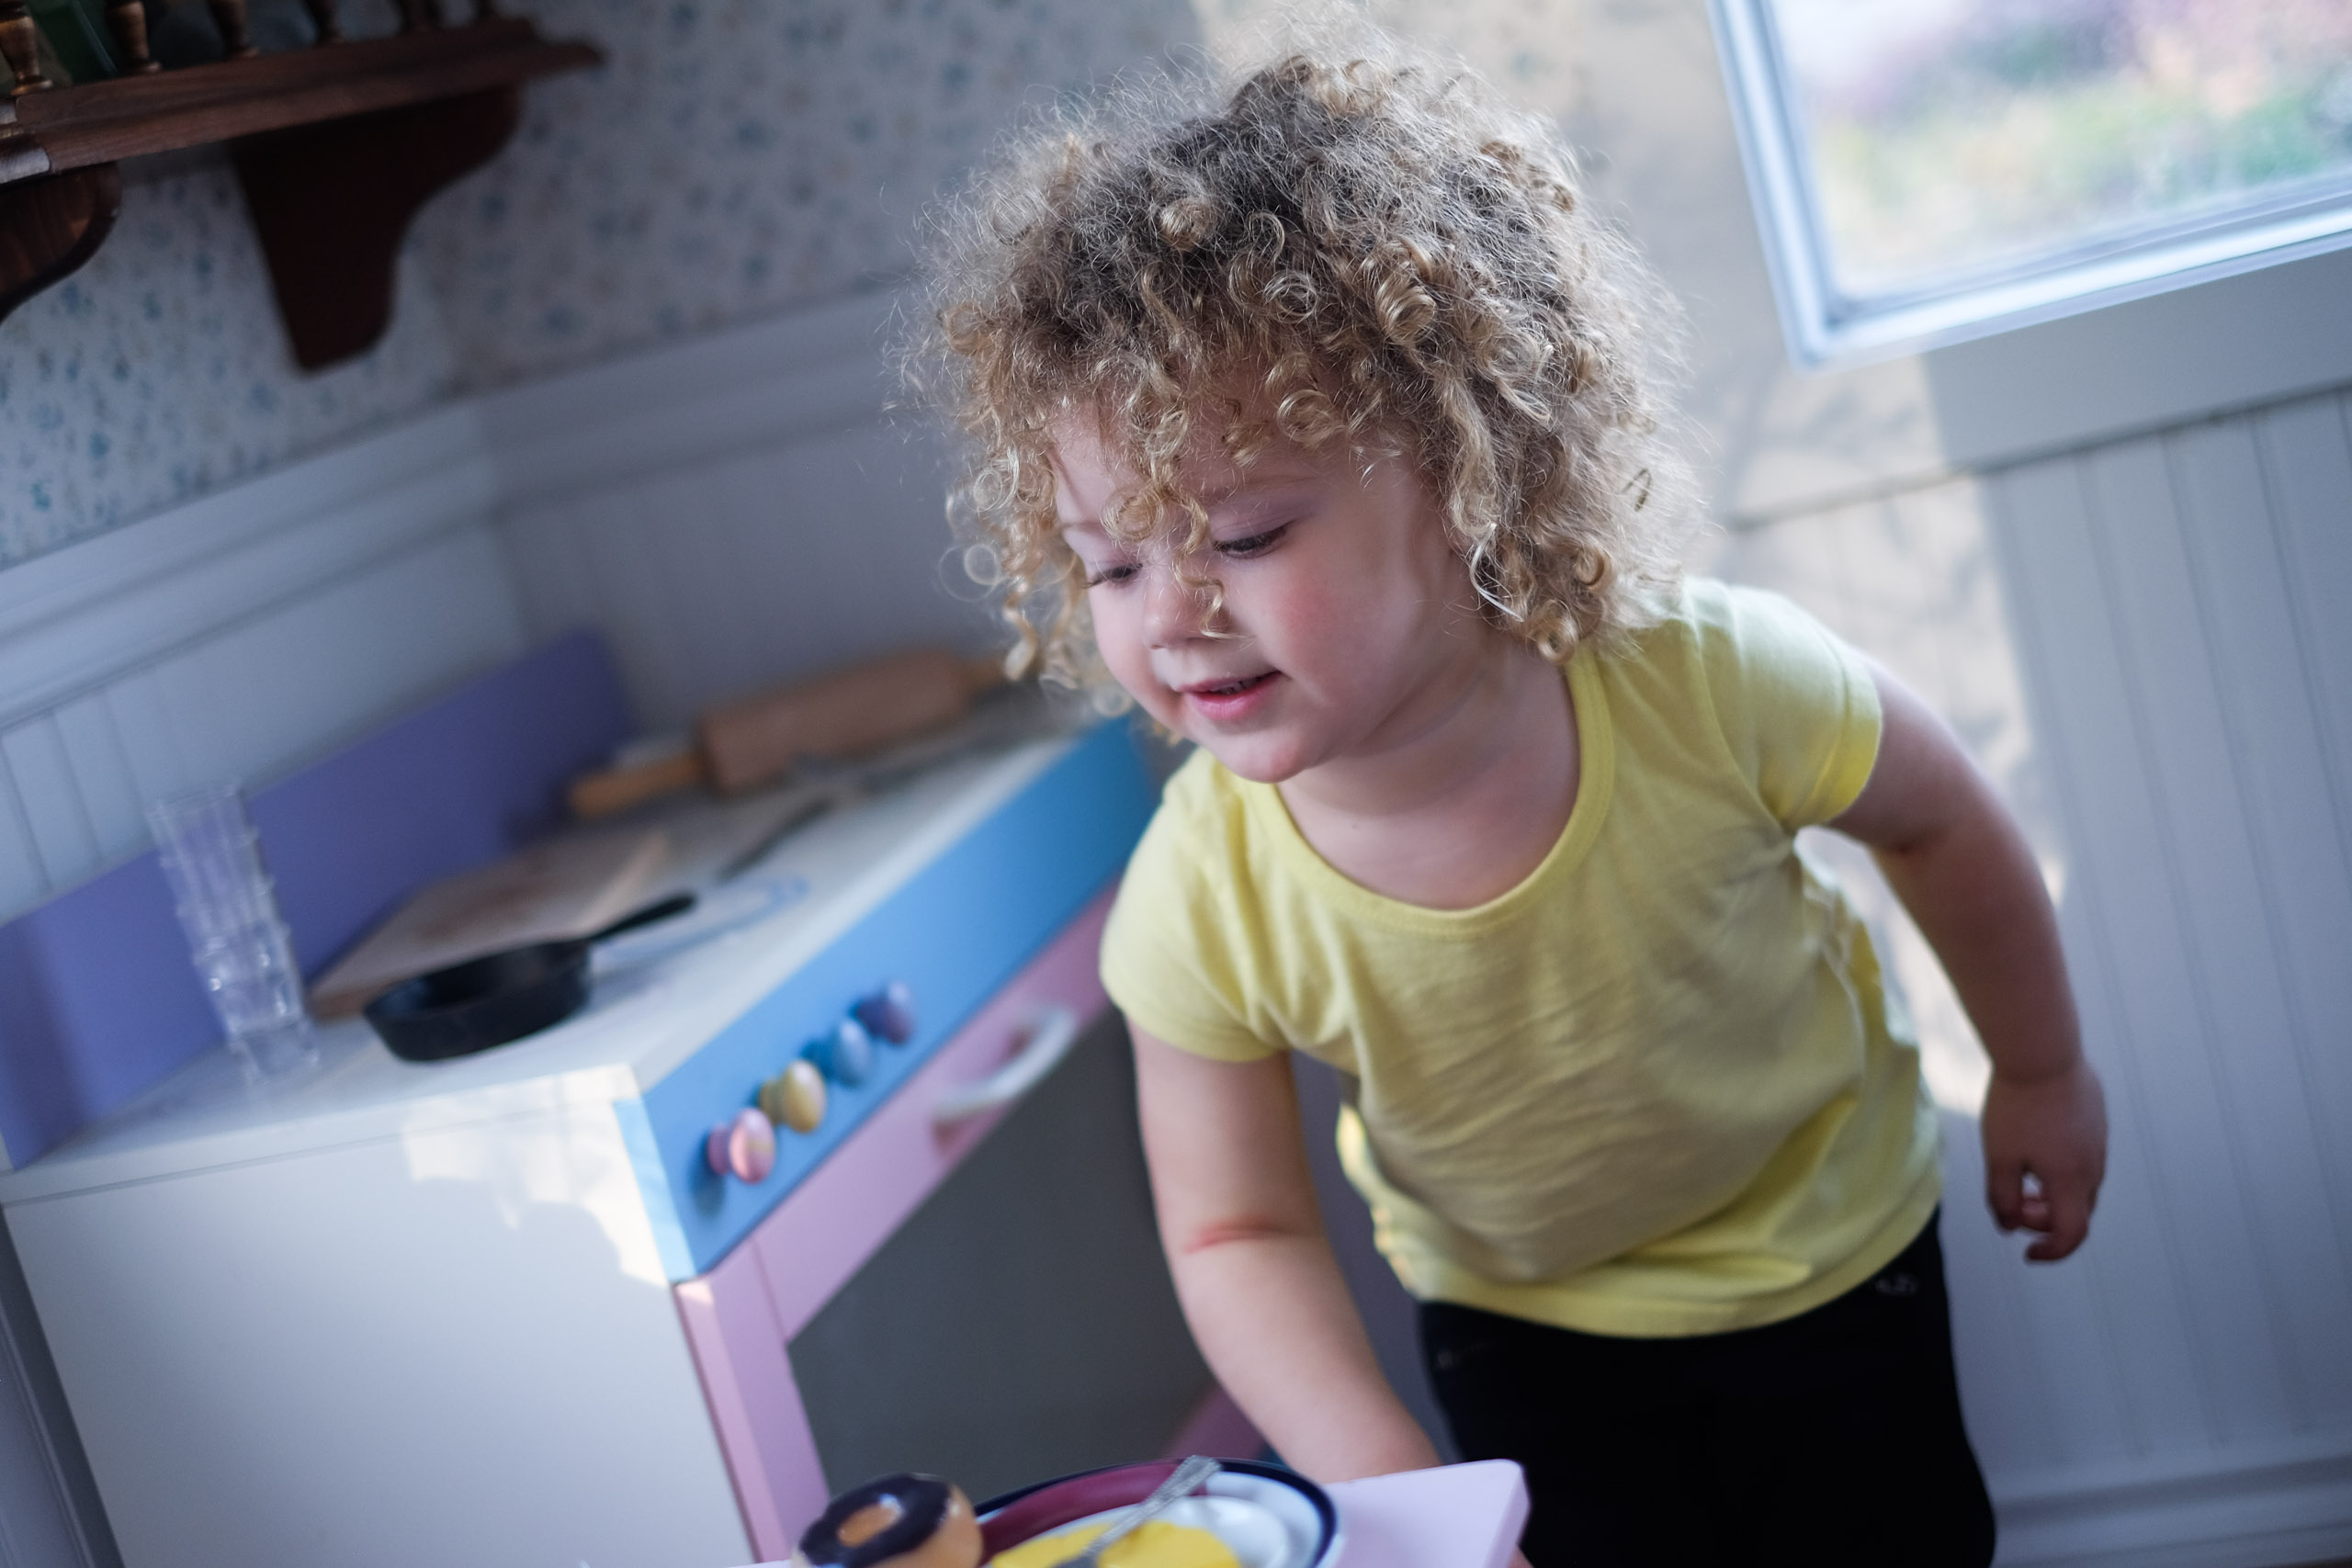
[[0, 634, 1239, 1568]]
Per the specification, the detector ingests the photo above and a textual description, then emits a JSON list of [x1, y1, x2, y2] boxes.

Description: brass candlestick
[[0, 1, 53, 93], [206, 0, 256, 58], [106, 0, 159, 72]]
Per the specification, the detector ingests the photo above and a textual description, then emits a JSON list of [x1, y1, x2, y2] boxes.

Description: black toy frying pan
[[363, 894, 695, 1062]]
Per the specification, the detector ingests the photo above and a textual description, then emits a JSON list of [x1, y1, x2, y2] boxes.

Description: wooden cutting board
[[308, 826, 673, 1018]]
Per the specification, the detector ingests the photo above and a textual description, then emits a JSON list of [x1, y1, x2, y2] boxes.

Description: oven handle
[[931, 1004, 1081, 1127]]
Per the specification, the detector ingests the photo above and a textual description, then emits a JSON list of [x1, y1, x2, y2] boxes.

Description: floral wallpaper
[[0, 0, 1201, 570], [0, 157, 462, 566]]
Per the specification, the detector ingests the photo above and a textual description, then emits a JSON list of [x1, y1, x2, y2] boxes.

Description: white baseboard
[[1996, 1436, 2352, 1567]]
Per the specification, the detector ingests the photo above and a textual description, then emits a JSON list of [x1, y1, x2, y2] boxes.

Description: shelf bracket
[[0, 17, 596, 365], [232, 85, 519, 370], [0, 160, 121, 322]]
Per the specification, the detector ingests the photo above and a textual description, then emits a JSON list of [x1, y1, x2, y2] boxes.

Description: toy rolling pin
[[568, 648, 1004, 819]]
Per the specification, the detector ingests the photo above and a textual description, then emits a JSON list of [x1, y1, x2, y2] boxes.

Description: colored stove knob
[[853, 982, 916, 1044], [705, 1108, 775, 1183], [807, 1018, 874, 1086], [759, 1058, 827, 1134]]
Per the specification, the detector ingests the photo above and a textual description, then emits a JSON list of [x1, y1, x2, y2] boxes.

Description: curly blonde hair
[[914, 32, 1697, 692]]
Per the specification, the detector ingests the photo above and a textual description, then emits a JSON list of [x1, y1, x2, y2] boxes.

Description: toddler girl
[[920, 39, 2106, 1568]]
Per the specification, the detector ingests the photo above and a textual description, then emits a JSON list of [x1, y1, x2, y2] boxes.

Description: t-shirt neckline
[[1239, 654, 1616, 933]]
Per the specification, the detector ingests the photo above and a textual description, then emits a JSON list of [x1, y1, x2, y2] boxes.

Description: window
[[1711, 0, 2352, 363]]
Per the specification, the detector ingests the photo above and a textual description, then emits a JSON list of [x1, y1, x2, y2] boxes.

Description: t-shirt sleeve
[[1100, 762, 1284, 1063], [1695, 582, 1884, 831]]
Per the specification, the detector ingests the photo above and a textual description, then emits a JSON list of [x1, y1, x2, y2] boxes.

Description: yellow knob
[[759, 1059, 827, 1134]]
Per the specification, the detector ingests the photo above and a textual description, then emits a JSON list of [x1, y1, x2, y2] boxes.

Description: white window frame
[[1707, 0, 2352, 367]]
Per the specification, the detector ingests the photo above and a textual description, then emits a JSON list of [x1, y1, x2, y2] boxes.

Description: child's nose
[[1140, 564, 1216, 645]]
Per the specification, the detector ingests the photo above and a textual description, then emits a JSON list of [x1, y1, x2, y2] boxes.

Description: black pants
[[1420, 1214, 1994, 1568]]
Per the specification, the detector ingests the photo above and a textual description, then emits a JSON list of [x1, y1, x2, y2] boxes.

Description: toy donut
[[793, 1472, 983, 1568]]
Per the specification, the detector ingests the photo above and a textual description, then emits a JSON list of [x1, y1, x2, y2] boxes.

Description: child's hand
[[1980, 1058, 2107, 1261]]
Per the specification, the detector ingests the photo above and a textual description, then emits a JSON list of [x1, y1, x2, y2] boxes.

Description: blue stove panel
[[619, 719, 1159, 1281]]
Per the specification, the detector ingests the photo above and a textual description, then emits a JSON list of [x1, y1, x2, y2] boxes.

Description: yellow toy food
[[988, 1518, 1241, 1568]]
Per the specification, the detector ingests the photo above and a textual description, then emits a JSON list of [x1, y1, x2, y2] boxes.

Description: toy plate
[[977, 1459, 1340, 1568]]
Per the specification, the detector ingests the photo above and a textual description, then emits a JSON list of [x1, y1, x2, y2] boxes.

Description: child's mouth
[[1191, 672, 1276, 698], [1181, 671, 1280, 718]]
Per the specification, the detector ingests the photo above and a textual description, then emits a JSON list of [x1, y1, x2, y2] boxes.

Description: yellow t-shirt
[[1101, 579, 1941, 1337]]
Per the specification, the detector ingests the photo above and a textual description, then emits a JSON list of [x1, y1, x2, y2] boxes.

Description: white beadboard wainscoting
[[0, 412, 525, 927], [481, 288, 993, 736], [1713, 388, 2352, 1568], [1975, 391, 2352, 1567], [0, 281, 2347, 1566]]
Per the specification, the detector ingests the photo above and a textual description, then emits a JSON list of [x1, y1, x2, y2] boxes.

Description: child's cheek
[[1258, 574, 1355, 668]]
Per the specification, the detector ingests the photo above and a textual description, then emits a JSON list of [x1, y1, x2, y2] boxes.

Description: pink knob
[[706, 1107, 775, 1183]]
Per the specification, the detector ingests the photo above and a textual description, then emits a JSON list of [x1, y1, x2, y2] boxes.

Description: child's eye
[[1216, 523, 1291, 558], [1084, 562, 1138, 588]]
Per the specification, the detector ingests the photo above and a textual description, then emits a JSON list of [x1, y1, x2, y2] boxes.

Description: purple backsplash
[[0, 633, 632, 1169]]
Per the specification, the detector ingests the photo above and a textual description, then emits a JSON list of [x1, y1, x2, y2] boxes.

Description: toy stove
[[0, 719, 1238, 1568]]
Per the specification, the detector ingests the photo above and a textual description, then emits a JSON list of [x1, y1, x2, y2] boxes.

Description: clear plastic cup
[[146, 784, 318, 1082]]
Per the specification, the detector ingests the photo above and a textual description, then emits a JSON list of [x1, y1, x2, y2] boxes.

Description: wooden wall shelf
[[0, 11, 601, 368]]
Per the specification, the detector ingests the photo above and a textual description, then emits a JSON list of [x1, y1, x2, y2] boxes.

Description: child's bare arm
[[1131, 1027, 1444, 1479], [1830, 661, 2109, 1261]]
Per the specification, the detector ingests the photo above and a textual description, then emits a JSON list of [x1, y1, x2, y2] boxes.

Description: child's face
[[1052, 413, 1497, 785]]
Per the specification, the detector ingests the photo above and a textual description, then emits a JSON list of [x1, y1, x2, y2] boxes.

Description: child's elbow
[[1172, 1213, 1314, 1258]]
